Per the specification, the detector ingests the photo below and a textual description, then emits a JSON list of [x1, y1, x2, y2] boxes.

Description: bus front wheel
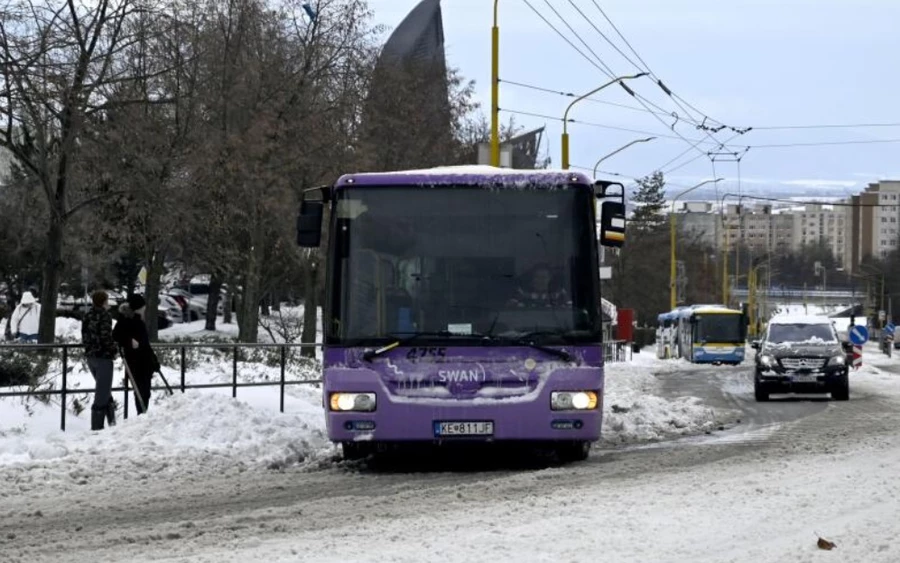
[[341, 442, 373, 461], [556, 441, 591, 463]]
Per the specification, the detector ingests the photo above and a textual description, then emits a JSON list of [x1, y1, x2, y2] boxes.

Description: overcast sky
[[367, 0, 900, 195]]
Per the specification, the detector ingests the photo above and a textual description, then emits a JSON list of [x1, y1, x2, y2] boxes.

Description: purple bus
[[297, 166, 626, 462]]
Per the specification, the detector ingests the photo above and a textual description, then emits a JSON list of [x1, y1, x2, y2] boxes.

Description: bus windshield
[[327, 185, 600, 345], [693, 313, 743, 344]]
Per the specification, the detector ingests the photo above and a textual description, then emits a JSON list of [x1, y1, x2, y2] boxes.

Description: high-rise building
[[792, 203, 849, 267], [377, 0, 446, 69], [677, 204, 797, 255], [360, 0, 450, 171], [848, 180, 900, 269]]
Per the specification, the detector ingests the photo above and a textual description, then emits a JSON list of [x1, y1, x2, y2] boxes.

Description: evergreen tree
[[631, 171, 667, 229]]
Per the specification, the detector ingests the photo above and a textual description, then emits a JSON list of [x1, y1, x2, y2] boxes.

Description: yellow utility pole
[[722, 226, 730, 306], [490, 0, 500, 166]]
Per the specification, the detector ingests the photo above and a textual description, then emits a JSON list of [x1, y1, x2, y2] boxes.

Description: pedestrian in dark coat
[[112, 294, 160, 414], [82, 290, 118, 430]]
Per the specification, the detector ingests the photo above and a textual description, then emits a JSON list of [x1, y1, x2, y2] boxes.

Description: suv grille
[[780, 358, 827, 370]]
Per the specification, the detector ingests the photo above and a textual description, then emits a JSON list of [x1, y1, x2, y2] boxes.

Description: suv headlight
[[759, 354, 775, 367], [827, 355, 846, 367], [329, 392, 376, 412], [551, 391, 598, 411]]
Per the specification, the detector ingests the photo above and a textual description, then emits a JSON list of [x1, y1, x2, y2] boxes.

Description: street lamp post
[[669, 178, 723, 310], [561, 73, 647, 169], [490, 0, 501, 167], [592, 137, 655, 177]]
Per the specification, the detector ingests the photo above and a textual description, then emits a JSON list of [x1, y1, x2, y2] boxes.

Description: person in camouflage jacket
[[82, 290, 118, 431]]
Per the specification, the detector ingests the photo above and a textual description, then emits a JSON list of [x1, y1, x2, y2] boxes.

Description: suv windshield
[[766, 323, 836, 344]]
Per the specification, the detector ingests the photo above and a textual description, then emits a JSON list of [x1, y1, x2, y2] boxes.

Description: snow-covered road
[[3, 351, 900, 562]]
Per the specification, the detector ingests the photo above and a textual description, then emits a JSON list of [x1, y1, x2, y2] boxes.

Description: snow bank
[[0, 390, 333, 493], [602, 352, 725, 444]]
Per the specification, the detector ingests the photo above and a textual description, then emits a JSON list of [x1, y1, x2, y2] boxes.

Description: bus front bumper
[[693, 345, 745, 364], [323, 370, 603, 443]]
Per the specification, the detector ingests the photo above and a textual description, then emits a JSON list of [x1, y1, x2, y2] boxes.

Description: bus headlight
[[551, 391, 598, 411], [329, 392, 376, 412]]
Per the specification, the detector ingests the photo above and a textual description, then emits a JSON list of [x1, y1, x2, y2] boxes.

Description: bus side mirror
[[595, 180, 626, 248], [297, 198, 325, 248], [599, 201, 626, 247]]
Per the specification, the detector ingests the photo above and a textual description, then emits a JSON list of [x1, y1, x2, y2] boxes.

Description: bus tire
[[556, 441, 591, 463], [341, 442, 372, 461]]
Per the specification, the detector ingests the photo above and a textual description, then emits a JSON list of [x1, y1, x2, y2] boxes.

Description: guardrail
[[0, 342, 322, 431], [2, 339, 632, 432], [604, 340, 632, 362]]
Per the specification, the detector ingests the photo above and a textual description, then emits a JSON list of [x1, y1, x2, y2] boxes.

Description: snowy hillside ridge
[[602, 353, 730, 444], [0, 391, 333, 475]]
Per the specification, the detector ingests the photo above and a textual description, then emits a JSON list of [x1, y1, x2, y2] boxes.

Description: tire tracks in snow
[[5, 363, 900, 562]]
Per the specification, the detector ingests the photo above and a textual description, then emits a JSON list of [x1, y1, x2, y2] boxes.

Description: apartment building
[[722, 204, 796, 254], [848, 180, 900, 270], [676, 203, 797, 255], [671, 180, 900, 274], [792, 203, 849, 269]]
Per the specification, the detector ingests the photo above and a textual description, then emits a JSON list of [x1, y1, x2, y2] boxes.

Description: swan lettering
[[437, 369, 485, 383]]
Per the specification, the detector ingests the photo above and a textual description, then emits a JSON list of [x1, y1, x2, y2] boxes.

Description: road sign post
[[849, 325, 869, 346], [885, 323, 895, 358], [848, 325, 868, 370], [852, 345, 862, 369]]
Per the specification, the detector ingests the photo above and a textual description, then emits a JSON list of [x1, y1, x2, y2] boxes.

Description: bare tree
[[90, 2, 204, 339], [0, 0, 139, 342], [187, 0, 378, 342]]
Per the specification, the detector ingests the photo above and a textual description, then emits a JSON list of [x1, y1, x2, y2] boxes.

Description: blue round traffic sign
[[886, 323, 896, 335], [849, 325, 869, 345]]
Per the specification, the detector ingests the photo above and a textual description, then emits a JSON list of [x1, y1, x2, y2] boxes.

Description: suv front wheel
[[754, 376, 770, 402], [831, 373, 850, 401]]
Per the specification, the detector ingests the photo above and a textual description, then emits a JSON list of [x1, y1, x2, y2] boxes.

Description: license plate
[[793, 374, 819, 383], [434, 421, 494, 436]]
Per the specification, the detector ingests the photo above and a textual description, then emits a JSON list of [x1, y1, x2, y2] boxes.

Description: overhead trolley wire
[[497, 107, 730, 146], [588, 0, 733, 132], [522, 0, 715, 158]]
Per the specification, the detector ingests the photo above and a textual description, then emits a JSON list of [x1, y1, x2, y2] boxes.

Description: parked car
[[173, 278, 227, 317], [750, 315, 852, 402], [166, 288, 206, 321], [158, 294, 185, 324]]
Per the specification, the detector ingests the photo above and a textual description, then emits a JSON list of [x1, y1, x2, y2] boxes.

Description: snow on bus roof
[[335, 165, 595, 187], [691, 306, 741, 314], [768, 314, 833, 325]]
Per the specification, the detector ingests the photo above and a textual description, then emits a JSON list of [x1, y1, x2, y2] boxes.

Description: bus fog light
[[330, 392, 376, 412], [551, 391, 598, 411]]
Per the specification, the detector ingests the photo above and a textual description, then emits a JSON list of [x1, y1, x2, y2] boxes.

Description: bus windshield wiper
[[498, 331, 575, 363], [361, 331, 495, 362]]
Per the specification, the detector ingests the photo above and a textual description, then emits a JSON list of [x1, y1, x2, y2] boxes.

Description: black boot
[[106, 399, 117, 426], [91, 407, 106, 431]]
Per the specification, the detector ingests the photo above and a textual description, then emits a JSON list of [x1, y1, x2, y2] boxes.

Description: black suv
[[750, 316, 852, 402]]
